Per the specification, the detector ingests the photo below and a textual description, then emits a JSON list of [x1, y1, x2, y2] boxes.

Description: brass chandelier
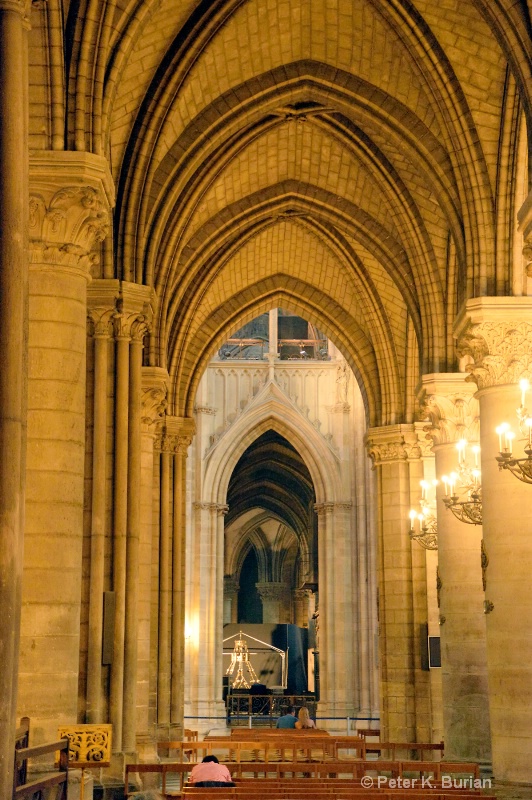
[[441, 440, 482, 525], [495, 379, 532, 484]]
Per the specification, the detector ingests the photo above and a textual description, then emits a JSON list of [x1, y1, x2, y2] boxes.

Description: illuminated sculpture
[[225, 634, 258, 689]]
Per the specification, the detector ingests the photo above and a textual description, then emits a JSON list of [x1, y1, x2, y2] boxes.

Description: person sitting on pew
[[189, 755, 236, 787], [276, 706, 297, 728], [295, 706, 316, 729]]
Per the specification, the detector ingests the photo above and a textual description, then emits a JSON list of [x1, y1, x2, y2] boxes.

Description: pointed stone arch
[[202, 379, 343, 507]]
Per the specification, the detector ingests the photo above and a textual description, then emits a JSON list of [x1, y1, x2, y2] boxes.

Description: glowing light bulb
[[520, 378, 529, 407]]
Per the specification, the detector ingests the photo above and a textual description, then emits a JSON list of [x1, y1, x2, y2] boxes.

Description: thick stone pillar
[[365, 425, 426, 742], [421, 374, 491, 764], [456, 299, 532, 784], [20, 153, 113, 743], [0, 1, 28, 792]]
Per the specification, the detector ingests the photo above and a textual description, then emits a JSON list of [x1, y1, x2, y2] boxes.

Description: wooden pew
[[366, 741, 444, 761], [13, 716, 31, 793], [356, 728, 380, 740], [229, 729, 330, 737], [158, 738, 345, 763], [182, 785, 494, 800], [125, 760, 486, 799], [125, 762, 192, 797], [14, 737, 69, 800]]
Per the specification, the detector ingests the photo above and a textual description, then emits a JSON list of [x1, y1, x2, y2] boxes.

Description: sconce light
[[409, 479, 438, 550], [441, 439, 482, 525], [495, 379, 532, 484]]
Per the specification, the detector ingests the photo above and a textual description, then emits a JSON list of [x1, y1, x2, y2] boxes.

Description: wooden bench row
[[125, 759, 480, 797], [228, 729, 331, 737], [159, 738, 444, 762], [158, 738, 358, 762], [182, 791, 493, 800]]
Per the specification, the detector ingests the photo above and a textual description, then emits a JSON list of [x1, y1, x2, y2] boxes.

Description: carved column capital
[[313, 502, 334, 515], [194, 405, 217, 416], [29, 153, 114, 276], [0, 0, 31, 19], [365, 423, 423, 466], [518, 188, 532, 277], [141, 387, 167, 431], [455, 298, 532, 390], [255, 582, 287, 602], [293, 588, 311, 602], [87, 280, 120, 334], [224, 576, 240, 595], [164, 416, 195, 452], [419, 374, 479, 446], [141, 368, 168, 431], [313, 500, 352, 514], [193, 501, 228, 516]]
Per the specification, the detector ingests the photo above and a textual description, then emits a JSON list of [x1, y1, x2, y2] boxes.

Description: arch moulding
[[201, 384, 342, 509]]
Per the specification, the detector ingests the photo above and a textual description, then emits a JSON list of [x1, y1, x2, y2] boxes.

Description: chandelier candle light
[[409, 479, 438, 550], [441, 439, 482, 525], [495, 379, 532, 484]]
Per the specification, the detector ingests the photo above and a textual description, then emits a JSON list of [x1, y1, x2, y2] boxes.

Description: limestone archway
[[186, 355, 377, 727]]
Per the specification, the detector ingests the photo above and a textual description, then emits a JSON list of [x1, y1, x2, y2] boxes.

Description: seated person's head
[[202, 755, 219, 763]]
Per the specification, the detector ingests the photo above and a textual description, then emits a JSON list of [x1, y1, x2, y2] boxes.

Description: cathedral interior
[[1, 0, 532, 795]]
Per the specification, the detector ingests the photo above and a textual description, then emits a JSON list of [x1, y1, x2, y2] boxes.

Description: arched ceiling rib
[[39, 0, 532, 425]]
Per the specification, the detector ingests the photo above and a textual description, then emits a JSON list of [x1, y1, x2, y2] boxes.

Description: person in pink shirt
[[189, 755, 235, 787]]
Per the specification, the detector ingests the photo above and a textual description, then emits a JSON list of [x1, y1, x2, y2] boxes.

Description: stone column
[[109, 310, 130, 752], [268, 308, 278, 356], [20, 153, 113, 743], [421, 374, 491, 764], [408, 423, 434, 744], [0, 1, 28, 792], [293, 588, 311, 628], [256, 582, 289, 623], [85, 282, 118, 723], [365, 425, 426, 742], [456, 299, 532, 784], [122, 324, 147, 754], [188, 500, 227, 730], [314, 500, 356, 727], [109, 282, 153, 753], [155, 431, 172, 728], [223, 576, 239, 624], [167, 418, 195, 736], [136, 369, 167, 755]]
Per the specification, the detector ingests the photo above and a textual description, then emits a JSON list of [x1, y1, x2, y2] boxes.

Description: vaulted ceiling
[[31, 0, 532, 424]]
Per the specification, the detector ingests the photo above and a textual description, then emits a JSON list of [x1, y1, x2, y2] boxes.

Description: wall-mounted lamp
[[409, 479, 438, 550], [495, 379, 532, 484], [441, 439, 482, 525]]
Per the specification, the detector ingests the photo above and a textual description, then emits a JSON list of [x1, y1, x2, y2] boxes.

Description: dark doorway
[[238, 549, 262, 623]]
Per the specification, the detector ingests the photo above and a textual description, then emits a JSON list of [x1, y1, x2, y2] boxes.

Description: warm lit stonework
[[1, 1, 532, 796]]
